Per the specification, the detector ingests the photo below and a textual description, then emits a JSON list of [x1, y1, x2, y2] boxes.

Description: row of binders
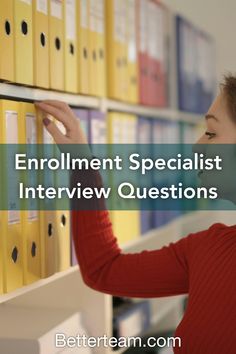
[[0, 0, 168, 106], [0, 98, 201, 295], [0, 1, 216, 110], [176, 15, 216, 114]]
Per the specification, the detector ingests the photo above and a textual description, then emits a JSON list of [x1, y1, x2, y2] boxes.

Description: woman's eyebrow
[[205, 114, 219, 122]]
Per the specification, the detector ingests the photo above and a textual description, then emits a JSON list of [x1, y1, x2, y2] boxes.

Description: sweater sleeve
[[71, 169, 193, 298]]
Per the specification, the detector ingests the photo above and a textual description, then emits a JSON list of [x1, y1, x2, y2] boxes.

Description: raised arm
[[35, 100, 191, 298]]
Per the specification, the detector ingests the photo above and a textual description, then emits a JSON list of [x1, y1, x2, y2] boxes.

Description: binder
[[71, 109, 90, 266], [137, 117, 153, 234], [107, 112, 140, 245], [64, 0, 78, 93], [0, 0, 14, 82], [37, 110, 57, 278], [147, 0, 157, 106], [49, 0, 64, 90], [19, 103, 41, 284], [138, 0, 149, 105], [33, 0, 50, 88], [96, 0, 106, 97], [126, 0, 138, 104], [0, 100, 24, 293], [54, 121, 71, 272], [77, 0, 90, 94], [106, 0, 123, 100], [14, 0, 33, 85], [120, 0, 129, 101], [88, 0, 98, 96], [154, 1, 167, 107]]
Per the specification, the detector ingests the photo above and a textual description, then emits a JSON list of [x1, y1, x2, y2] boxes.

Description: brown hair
[[220, 75, 236, 122]]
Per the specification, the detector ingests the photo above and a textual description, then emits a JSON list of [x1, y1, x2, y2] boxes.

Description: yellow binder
[[64, 0, 78, 93], [0, 0, 14, 82], [88, 0, 98, 96], [106, 0, 127, 101], [126, 0, 138, 103], [33, 0, 50, 88], [14, 0, 33, 86], [96, 0, 106, 96], [37, 110, 57, 278], [77, 0, 90, 94], [54, 121, 71, 272], [0, 100, 23, 293], [49, 0, 64, 90], [19, 103, 41, 285], [107, 112, 140, 246]]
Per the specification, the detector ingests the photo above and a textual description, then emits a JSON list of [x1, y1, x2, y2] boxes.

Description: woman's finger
[[37, 100, 71, 114], [43, 118, 68, 144], [35, 102, 74, 132]]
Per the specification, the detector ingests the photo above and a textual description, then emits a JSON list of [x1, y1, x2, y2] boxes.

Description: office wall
[[163, 0, 236, 87]]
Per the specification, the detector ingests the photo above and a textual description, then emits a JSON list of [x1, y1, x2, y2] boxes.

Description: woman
[[35, 75, 236, 353]]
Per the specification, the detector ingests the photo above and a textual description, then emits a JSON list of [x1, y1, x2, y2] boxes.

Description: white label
[[26, 114, 37, 144], [50, 0, 62, 19], [81, 0, 88, 29], [97, 0, 104, 34], [89, 0, 97, 32], [114, 0, 126, 43], [20, 0, 32, 5], [66, 0, 76, 40], [140, 0, 147, 53], [147, 2, 156, 57], [5, 111, 20, 225], [37, 0, 48, 14], [155, 6, 165, 61], [43, 126, 54, 144], [127, 0, 137, 62]]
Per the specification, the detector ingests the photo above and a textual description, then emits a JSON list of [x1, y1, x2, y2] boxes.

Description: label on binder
[[51, 0, 62, 19], [89, 0, 97, 32], [66, 0, 76, 40], [81, 0, 88, 29], [5, 111, 20, 224], [140, 0, 147, 53], [20, 0, 32, 4], [37, 0, 48, 14], [127, 0, 136, 62], [97, 0, 104, 34]]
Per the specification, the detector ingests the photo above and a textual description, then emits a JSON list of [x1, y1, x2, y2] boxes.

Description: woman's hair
[[221, 75, 236, 122]]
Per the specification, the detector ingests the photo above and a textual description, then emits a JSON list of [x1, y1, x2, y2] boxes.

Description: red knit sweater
[[71, 173, 236, 353]]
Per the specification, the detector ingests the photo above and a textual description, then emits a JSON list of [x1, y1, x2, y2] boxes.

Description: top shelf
[[0, 83, 202, 124]]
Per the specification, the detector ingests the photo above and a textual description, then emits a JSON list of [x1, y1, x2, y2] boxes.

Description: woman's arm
[[35, 100, 191, 298]]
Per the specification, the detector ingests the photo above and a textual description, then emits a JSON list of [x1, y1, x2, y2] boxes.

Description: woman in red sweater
[[35, 75, 236, 354]]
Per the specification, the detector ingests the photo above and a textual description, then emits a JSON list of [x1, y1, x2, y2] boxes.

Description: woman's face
[[195, 92, 236, 203], [197, 92, 236, 144]]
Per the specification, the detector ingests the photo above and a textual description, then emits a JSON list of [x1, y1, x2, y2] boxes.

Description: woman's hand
[[35, 100, 88, 145]]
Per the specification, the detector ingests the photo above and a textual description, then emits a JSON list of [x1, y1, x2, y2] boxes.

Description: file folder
[[20, 103, 41, 284], [71, 109, 90, 266], [107, 112, 140, 245], [106, 0, 124, 100], [77, 0, 90, 94], [37, 110, 57, 278], [137, 117, 153, 234], [126, 0, 138, 103], [0, 100, 23, 293], [49, 0, 64, 90], [54, 121, 71, 272], [64, 0, 78, 93], [96, 0, 106, 97], [33, 0, 50, 88], [88, 0, 98, 96], [138, 0, 149, 105], [0, 0, 14, 82], [14, 0, 33, 85]]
